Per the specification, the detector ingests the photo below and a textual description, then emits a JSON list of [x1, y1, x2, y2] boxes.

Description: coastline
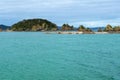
[[45, 31, 109, 34], [1, 31, 120, 34]]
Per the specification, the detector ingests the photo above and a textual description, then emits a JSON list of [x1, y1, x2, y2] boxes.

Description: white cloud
[[0, 0, 120, 26], [0, 0, 119, 13], [70, 18, 120, 27], [0, 0, 75, 12]]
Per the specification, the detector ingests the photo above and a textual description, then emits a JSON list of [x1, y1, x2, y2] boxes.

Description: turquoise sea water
[[0, 32, 120, 80]]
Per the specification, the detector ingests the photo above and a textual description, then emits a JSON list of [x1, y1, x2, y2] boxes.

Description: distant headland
[[0, 18, 120, 34]]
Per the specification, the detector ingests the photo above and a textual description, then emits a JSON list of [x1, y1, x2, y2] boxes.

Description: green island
[[0, 18, 120, 34], [11, 19, 57, 31]]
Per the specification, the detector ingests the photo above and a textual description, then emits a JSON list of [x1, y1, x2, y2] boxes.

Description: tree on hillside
[[86, 28, 92, 32], [113, 26, 120, 32], [11, 19, 58, 31], [78, 25, 86, 32], [104, 24, 113, 32], [61, 24, 74, 31]]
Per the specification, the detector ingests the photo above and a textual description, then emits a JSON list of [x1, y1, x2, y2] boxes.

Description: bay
[[0, 32, 120, 80]]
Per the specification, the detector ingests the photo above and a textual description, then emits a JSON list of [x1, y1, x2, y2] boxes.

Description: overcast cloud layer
[[0, 0, 120, 27]]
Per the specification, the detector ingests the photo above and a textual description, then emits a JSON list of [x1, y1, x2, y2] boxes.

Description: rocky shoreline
[[45, 31, 110, 34]]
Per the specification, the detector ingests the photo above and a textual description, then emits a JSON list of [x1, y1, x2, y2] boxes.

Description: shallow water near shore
[[0, 32, 120, 80]]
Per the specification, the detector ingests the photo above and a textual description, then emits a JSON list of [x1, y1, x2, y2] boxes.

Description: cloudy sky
[[0, 0, 120, 27]]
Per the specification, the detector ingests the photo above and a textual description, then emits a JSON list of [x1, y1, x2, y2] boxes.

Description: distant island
[[11, 19, 57, 31], [0, 24, 11, 31], [0, 18, 120, 34]]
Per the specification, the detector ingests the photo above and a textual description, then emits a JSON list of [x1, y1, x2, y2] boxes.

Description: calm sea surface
[[0, 32, 120, 80]]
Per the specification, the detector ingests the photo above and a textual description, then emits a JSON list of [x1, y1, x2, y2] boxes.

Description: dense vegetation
[[78, 25, 93, 33], [78, 25, 86, 31], [98, 24, 120, 32], [11, 19, 57, 31], [61, 24, 74, 31], [1, 18, 120, 33], [104, 24, 120, 32], [104, 24, 113, 32]]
